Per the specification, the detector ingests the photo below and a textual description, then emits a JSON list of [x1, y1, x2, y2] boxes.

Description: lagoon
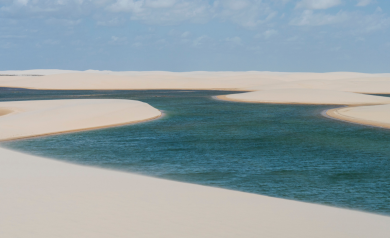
[[2, 88, 390, 215]]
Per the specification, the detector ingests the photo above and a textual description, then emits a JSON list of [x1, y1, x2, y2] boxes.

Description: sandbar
[[0, 99, 162, 141], [326, 104, 390, 129], [217, 88, 390, 105]]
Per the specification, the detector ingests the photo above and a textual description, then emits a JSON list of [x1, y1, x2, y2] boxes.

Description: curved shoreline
[[214, 95, 364, 105], [325, 107, 390, 129], [0, 99, 163, 142], [217, 95, 390, 130], [0, 112, 164, 142]]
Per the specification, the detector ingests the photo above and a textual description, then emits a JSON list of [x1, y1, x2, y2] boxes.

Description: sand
[[0, 99, 162, 141], [1, 70, 390, 237], [0, 108, 13, 116], [1, 146, 390, 238], [1, 71, 389, 91], [0, 72, 280, 90], [327, 104, 390, 129], [217, 88, 390, 105]]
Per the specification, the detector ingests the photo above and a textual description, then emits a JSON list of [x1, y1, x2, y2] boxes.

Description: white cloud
[[264, 29, 278, 38], [290, 7, 390, 33], [43, 39, 60, 45], [192, 35, 211, 47], [97, 17, 126, 26], [181, 31, 190, 38], [255, 29, 278, 39], [16, 0, 29, 6], [223, 0, 250, 11], [214, 0, 277, 28], [107, 0, 211, 24], [145, 0, 177, 8], [355, 11, 390, 32], [0, 0, 388, 34], [109, 36, 128, 45], [0, 35, 26, 39], [225, 36, 242, 45], [356, 0, 372, 7], [290, 10, 349, 26], [296, 0, 342, 10]]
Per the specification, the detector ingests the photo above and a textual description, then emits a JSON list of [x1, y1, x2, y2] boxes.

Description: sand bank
[[1, 146, 390, 238], [245, 78, 390, 94], [0, 99, 161, 141], [326, 104, 390, 129], [217, 88, 390, 105]]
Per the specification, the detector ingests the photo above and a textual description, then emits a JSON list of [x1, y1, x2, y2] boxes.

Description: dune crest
[[0, 99, 161, 141]]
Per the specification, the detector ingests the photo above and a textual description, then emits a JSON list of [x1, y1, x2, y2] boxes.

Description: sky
[[0, 0, 389, 72]]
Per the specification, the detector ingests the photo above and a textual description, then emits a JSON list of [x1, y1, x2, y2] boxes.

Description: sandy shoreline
[[2, 146, 390, 238], [0, 113, 164, 143], [214, 94, 387, 105], [326, 106, 390, 129], [0, 99, 162, 141], [1, 71, 390, 237]]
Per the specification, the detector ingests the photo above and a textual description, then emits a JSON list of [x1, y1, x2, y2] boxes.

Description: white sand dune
[[1, 71, 389, 91], [218, 88, 390, 105], [246, 78, 390, 94], [0, 72, 285, 90], [0, 69, 79, 75], [327, 104, 390, 129], [0, 99, 161, 141], [1, 146, 390, 238]]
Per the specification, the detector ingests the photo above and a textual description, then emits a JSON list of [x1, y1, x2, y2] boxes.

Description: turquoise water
[[1, 88, 390, 215]]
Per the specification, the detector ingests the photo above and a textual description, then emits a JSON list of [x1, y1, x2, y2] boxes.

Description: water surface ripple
[[1, 89, 390, 215]]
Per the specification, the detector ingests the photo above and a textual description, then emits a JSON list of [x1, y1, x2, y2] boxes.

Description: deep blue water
[[1, 88, 390, 215]]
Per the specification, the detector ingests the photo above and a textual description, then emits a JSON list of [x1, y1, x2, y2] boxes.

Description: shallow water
[[1, 88, 390, 215]]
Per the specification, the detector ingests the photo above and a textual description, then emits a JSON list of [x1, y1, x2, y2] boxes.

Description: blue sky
[[0, 0, 389, 72]]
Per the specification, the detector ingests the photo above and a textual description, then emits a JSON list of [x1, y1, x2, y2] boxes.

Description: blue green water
[[1, 88, 390, 215]]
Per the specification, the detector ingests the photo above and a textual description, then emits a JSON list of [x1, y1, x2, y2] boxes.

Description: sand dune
[[246, 78, 390, 94], [0, 99, 161, 141], [217, 88, 390, 105], [327, 104, 390, 129], [0, 72, 281, 90], [1, 146, 390, 238], [1, 71, 389, 92]]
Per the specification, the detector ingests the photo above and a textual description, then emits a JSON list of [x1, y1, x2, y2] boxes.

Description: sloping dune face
[[2, 146, 390, 238], [0, 99, 161, 141]]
